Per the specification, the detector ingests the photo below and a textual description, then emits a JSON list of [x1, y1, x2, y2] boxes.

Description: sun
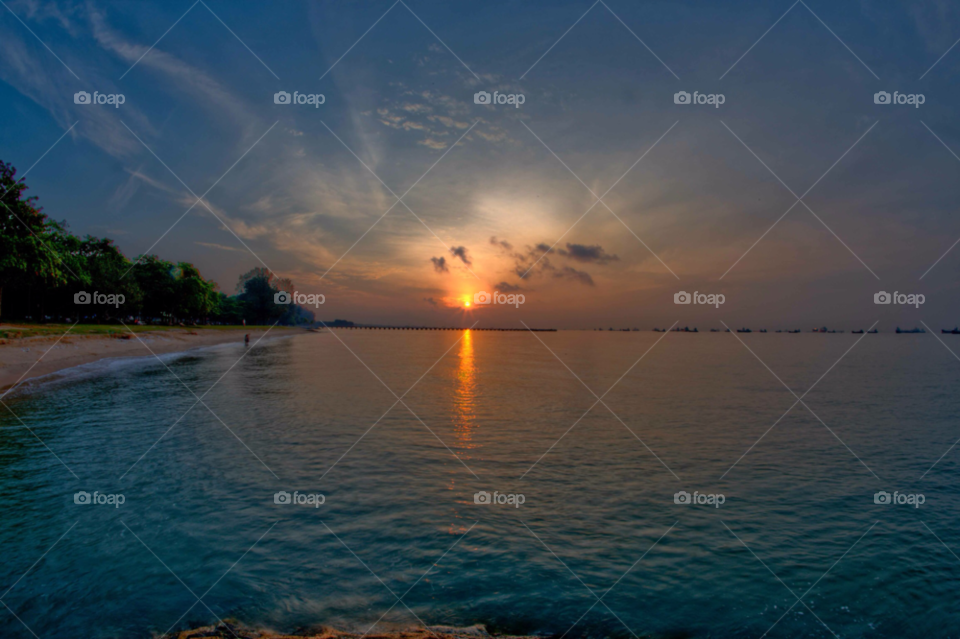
[[462, 294, 472, 308]]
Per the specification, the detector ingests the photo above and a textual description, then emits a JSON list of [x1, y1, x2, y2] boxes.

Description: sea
[[1, 329, 959, 638]]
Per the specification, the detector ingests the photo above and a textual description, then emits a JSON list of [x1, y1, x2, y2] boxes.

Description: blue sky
[[2, 0, 960, 328]]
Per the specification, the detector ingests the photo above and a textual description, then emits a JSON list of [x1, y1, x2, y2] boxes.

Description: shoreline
[[0, 326, 302, 395]]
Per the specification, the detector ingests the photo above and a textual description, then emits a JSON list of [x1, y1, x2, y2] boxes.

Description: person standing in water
[[244, 334, 250, 346]]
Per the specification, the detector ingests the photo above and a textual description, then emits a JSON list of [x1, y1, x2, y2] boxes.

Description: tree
[[235, 267, 291, 325], [0, 158, 300, 326], [76, 235, 140, 322], [131, 256, 177, 323], [0, 162, 66, 318], [211, 292, 246, 324], [174, 262, 218, 323]]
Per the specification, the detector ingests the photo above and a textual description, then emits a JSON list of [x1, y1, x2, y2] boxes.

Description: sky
[[2, 0, 960, 329]]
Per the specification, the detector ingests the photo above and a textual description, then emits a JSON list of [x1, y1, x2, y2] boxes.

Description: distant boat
[[710, 328, 719, 332], [759, 329, 767, 333], [737, 328, 752, 333], [943, 327, 960, 335], [896, 327, 925, 334], [851, 329, 864, 334], [868, 329, 878, 334], [787, 329, 801, 333]]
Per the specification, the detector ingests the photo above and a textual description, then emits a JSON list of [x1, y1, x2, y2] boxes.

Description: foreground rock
[[167, 624, 540, 639]]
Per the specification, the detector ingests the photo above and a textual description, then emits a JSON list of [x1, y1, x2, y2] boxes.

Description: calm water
[[2, 330, 959, 638]]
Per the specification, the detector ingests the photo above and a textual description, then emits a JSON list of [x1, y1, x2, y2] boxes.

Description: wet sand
[[0, 326, 301, 394]]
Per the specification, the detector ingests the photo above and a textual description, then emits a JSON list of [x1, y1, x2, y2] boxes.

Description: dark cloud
[[555, 266, 594, 286], [423, 297, 438, 306], [492, 281, 523, 292], [450, 245, 472, 265], [430, 256, 448, 273], [559, 243, 619, 264], [511, 244, 553, 280], [496, 236, 612, 287]]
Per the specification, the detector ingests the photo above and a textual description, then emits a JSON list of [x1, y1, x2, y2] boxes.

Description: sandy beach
[[0, 325, 302, 394]]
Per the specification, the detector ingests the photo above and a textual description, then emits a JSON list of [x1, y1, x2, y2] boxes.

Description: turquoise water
[[2, 331, 959, 638]]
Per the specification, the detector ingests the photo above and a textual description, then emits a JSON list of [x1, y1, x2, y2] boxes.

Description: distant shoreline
[[330, 326, 556, 331], [0, 325, 299, 395]]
